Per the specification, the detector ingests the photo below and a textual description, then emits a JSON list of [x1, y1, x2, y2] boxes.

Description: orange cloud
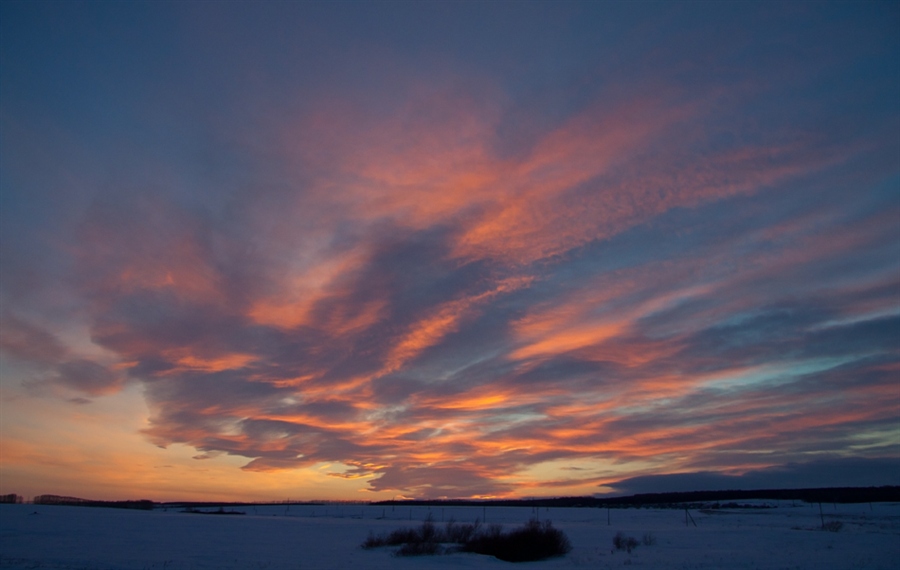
[[384, 276, 533, 372], [247, 249, 372, 331], [163, 350, 257, 373]]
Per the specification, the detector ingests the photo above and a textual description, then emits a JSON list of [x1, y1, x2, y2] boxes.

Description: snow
[[1, 501, 898, 569]]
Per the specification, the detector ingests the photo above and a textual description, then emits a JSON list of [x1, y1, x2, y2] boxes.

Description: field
[[1, 501, 898, 569]]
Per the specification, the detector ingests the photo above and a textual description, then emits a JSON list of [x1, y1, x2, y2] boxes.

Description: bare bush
[[386, 527, 420, 546], [445, 517, 481, 544], [362, 517, 572, 562], [362, 531, 384, 549], [463, 519, 572, 562], [395, 540, 443, 557], [613, 531, 639, 553], [361, 523, 428, 550]]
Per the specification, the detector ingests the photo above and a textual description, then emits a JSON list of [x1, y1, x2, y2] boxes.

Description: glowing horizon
[[1, 1, 898, 502]]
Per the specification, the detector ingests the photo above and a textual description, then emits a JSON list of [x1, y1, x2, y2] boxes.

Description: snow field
[[1, 501, 898, 569]]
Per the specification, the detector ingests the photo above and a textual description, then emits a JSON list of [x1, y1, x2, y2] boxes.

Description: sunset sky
[[1, 1, 898, 502]]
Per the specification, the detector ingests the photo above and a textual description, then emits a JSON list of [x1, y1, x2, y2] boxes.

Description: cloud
[[2, 2, 897, 499], [64, 106, 896, 497], [54, 359, 123, 396], [605, 457, 900, 495], [1, 313, 123, 396], [0, 313, 67, 365]]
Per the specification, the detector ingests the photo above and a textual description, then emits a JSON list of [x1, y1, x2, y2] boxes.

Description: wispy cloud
[[1, 1, 897, 500]]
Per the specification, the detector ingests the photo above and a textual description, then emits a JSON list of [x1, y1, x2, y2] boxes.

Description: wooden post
[[818, 503, 825, 529], [607, 507, 610, 526]]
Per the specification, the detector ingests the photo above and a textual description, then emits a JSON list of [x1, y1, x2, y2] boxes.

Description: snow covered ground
[[1, 501, 898, 569]]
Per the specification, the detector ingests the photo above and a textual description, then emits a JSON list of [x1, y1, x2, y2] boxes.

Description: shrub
[[386, 527, 420, 545], [362, 517, 572, 562], [613, 531, 639, 553], [463, 519, 572, 562], [823, 521, 843, 532], [418, 514, 438, 542], [363, 516, 445, 553], [445, 517, 481, 544], [395, 541, 443, 557], [362, 531, 385, 549], [642, 532, 657, 546], [483, 523, 505, 542]]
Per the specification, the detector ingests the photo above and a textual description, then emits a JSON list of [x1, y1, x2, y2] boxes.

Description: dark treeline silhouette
[[373, 486, 900, 508], [592, 486, 900, 507], [160, 499, 366, 510], [33, 495, 153, 510], [17, 486, 898, 510], [181, 506, 246, 515], [0, 494, 23, 504]]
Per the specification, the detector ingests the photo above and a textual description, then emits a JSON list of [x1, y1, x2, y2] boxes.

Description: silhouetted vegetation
[[17, 485, 898, 514], [182, 506, 245, 515], [32, 495, 153, 510], [372, 486, 900, 509], [444, 517, 481, 543], [362, 515, 443, 552], [613, 531, 639, 553], [362, 515, 571, 562], [462, 518, 572, 562], [395, 540, 442, 556], [0, 494, 23, 504]]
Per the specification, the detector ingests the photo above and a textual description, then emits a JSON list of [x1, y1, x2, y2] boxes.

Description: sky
[[0, 1, 898, 502]]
